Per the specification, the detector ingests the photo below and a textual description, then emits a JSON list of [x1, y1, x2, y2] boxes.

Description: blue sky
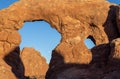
[[108, 0, 120, 4], [0, 0, 119, 63], [0, 0, 18, 10], [19, 21, 61, 63]]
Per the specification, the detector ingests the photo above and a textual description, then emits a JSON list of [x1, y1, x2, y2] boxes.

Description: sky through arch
[[19, 21, 61, 63]]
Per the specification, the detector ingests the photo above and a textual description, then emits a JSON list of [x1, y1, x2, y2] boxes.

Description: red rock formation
[[0, 0, 120, 79], [20, 47, 48, 78]]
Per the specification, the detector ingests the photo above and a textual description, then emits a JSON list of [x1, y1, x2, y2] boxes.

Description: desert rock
[[0, 0, 120, 79], [20, 47, 48, 78]]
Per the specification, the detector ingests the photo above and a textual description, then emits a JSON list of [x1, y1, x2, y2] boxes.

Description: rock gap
[[84, 36, 96, 49], [18, 21, 61, 63]]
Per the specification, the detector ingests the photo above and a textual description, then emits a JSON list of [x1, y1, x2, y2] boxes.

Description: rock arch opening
[[19, 21, 61, 63], [84, 36, 96, 49]]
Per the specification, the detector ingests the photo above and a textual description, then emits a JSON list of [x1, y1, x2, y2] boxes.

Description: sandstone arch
[[0, 0, 120, 79]]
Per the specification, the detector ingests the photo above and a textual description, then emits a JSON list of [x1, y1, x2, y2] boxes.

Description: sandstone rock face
[[110, 38, 120, 61], [0, 59, 17, 79], [116, 5, 120, 33], [0, 0, 120, 79], [108, 38, 120, 69], [20, 47, 48, 78], [0, 47, 25, 79]]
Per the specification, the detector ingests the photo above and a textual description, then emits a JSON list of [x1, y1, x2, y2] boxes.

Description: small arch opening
[[19, 21, 61, 63], [84, 36, 96, 49]]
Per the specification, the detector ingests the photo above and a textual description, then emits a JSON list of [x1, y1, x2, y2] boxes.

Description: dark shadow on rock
[[3, 47, 26, 79], [46, 43, 120, 79], [103, 5, 120, 41], [45, 50, 97, 79], [90, 43, 111, 68]]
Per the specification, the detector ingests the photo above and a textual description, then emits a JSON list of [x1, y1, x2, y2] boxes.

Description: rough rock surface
[[20, 47, 48, 79], [116, 5, 120, 33], [0, 0, 120, 79], [0, 47, 25, 79]]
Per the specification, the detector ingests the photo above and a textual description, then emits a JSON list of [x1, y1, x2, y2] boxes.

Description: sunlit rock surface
[[21, 47, 48, 79]]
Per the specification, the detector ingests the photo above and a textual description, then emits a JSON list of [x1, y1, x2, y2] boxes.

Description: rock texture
[[0, 47, 25, 79], [21, 47, 48, 79], [116, 5, 120, 33], [0, 0, 120, 79]]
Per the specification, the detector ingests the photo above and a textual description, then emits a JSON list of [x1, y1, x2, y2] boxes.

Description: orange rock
[[20, 47, 48, 78], [0, 0, 120, 79]]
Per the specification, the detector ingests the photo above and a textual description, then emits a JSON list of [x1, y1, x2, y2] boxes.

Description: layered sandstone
[[0, 0, 120, 79]]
